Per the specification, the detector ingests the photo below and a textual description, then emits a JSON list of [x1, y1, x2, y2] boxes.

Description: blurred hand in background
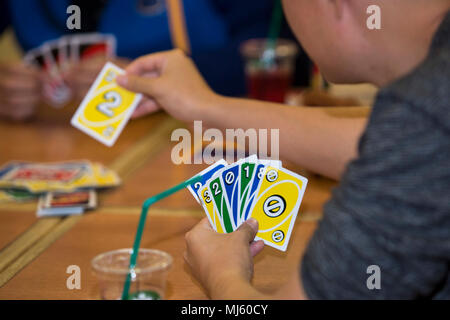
[[65, 55, 130, 101], [0, 61, 40, 121]]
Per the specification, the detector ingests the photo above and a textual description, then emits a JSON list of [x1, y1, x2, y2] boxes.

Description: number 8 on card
[[71, 62, 142, 147]]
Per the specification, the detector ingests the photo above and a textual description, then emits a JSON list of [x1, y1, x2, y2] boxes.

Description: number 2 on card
[[70, 62, 142, 147]]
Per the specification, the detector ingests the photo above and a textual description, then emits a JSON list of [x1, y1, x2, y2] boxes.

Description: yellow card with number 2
[[71, 62, 142, 147]]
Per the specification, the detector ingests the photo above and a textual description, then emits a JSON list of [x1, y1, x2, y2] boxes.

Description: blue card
[[220, 162, 241, 228]]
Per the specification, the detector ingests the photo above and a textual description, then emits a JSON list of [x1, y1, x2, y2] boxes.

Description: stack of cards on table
[[71, 62, 142, 147], [23, 33, 116, 107], [0, 189, 37, 203], [187, 155, 308, 251], [37, 190, 96, 217], [0, 161, 120, 217]]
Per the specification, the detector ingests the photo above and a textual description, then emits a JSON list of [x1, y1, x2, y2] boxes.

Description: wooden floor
[[0, 103, 337, 299]]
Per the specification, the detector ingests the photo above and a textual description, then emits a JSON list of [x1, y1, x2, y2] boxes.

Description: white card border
[[70, 62, 142, 147], [250, 166, 308, 252]]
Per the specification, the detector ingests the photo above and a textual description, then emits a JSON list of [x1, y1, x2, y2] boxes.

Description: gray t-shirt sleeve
[[301, 90, 450, 299]]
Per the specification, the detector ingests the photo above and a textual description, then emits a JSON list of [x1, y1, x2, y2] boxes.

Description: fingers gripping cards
[[187, 156, 307, 251]]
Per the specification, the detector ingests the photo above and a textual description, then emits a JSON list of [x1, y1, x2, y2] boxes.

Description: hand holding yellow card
[[71, 62, 142, 147]]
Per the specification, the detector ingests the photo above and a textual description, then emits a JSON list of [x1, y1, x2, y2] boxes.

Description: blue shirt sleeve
[[193, 0, 311, 96], [191, 0, 273, 96], [0, 0, 11, 35]]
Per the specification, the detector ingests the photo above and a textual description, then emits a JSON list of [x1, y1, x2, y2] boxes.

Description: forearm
[[209, 277, 269, 300], [209, 267, 308, 300], [121, 49, 366, 180], [202, 95, 367, 180]]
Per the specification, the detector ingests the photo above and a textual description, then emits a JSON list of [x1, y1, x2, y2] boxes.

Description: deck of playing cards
[[71, 62, 142, 147], [37, 190, 97, 217], [187, 156, 308, 252], [23, 33, 116, 107], [0, 161, 120, 193], [0, 161, 120, 217]]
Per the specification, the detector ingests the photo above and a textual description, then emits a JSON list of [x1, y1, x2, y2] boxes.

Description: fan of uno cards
[[23, 33, 116, 107], [187, 156, 308, 251]]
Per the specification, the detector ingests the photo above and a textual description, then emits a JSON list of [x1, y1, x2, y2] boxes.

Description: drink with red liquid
[[247, 69, 293, 103], [240, 39, 298, 103]]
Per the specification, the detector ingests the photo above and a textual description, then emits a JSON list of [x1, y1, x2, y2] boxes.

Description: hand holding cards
[[23, 33, 116, 107], [187, 156, 308, 251], [71, 62, 142, 147]]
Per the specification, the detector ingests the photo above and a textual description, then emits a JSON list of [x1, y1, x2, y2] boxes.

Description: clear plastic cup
[[91, 248, 173, 300], [240, 38, 298, 103]]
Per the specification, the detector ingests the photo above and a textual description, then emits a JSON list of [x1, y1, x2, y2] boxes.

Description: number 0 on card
[[70, 62, 142, 147]]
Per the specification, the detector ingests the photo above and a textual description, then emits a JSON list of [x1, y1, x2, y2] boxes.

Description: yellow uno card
[[0, 191, 14, 203], [91, 163, 121, 188], [198, 185, 226, 234], [71, 62, 142, 147], [249, 167, 308, 251]]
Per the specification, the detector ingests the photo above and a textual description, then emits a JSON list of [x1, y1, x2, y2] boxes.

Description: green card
[[239, 162, 256, 223], [208, 176, 234, 233]]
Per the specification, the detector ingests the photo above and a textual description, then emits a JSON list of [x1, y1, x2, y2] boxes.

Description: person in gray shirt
[[117, 0, 450, 299], [301, 11, 450, 299]]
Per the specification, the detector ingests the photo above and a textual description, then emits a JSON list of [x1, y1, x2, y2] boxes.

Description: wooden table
[[0, 103, 338, 299]]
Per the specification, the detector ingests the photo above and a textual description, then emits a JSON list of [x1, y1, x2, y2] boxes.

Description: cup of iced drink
[[240, 38, 298, 103], [92, 248, 172, 300]]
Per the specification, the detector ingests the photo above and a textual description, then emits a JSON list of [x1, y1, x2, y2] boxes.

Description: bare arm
[[203, 96, 368, 180], [210, 264, 308, 300], [117, 49, 368, 180], [184, 218, 308, 300]]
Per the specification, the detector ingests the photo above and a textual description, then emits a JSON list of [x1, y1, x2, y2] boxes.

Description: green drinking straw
[[121, 175, 202, 300], [262, 0, 284, 68]]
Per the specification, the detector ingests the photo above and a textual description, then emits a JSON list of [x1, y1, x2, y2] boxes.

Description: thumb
[[236, 218, 259, 243], [116, 74, 160, 97]]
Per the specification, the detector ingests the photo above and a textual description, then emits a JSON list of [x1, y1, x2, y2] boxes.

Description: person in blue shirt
[[0, 0, 310, 120]]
